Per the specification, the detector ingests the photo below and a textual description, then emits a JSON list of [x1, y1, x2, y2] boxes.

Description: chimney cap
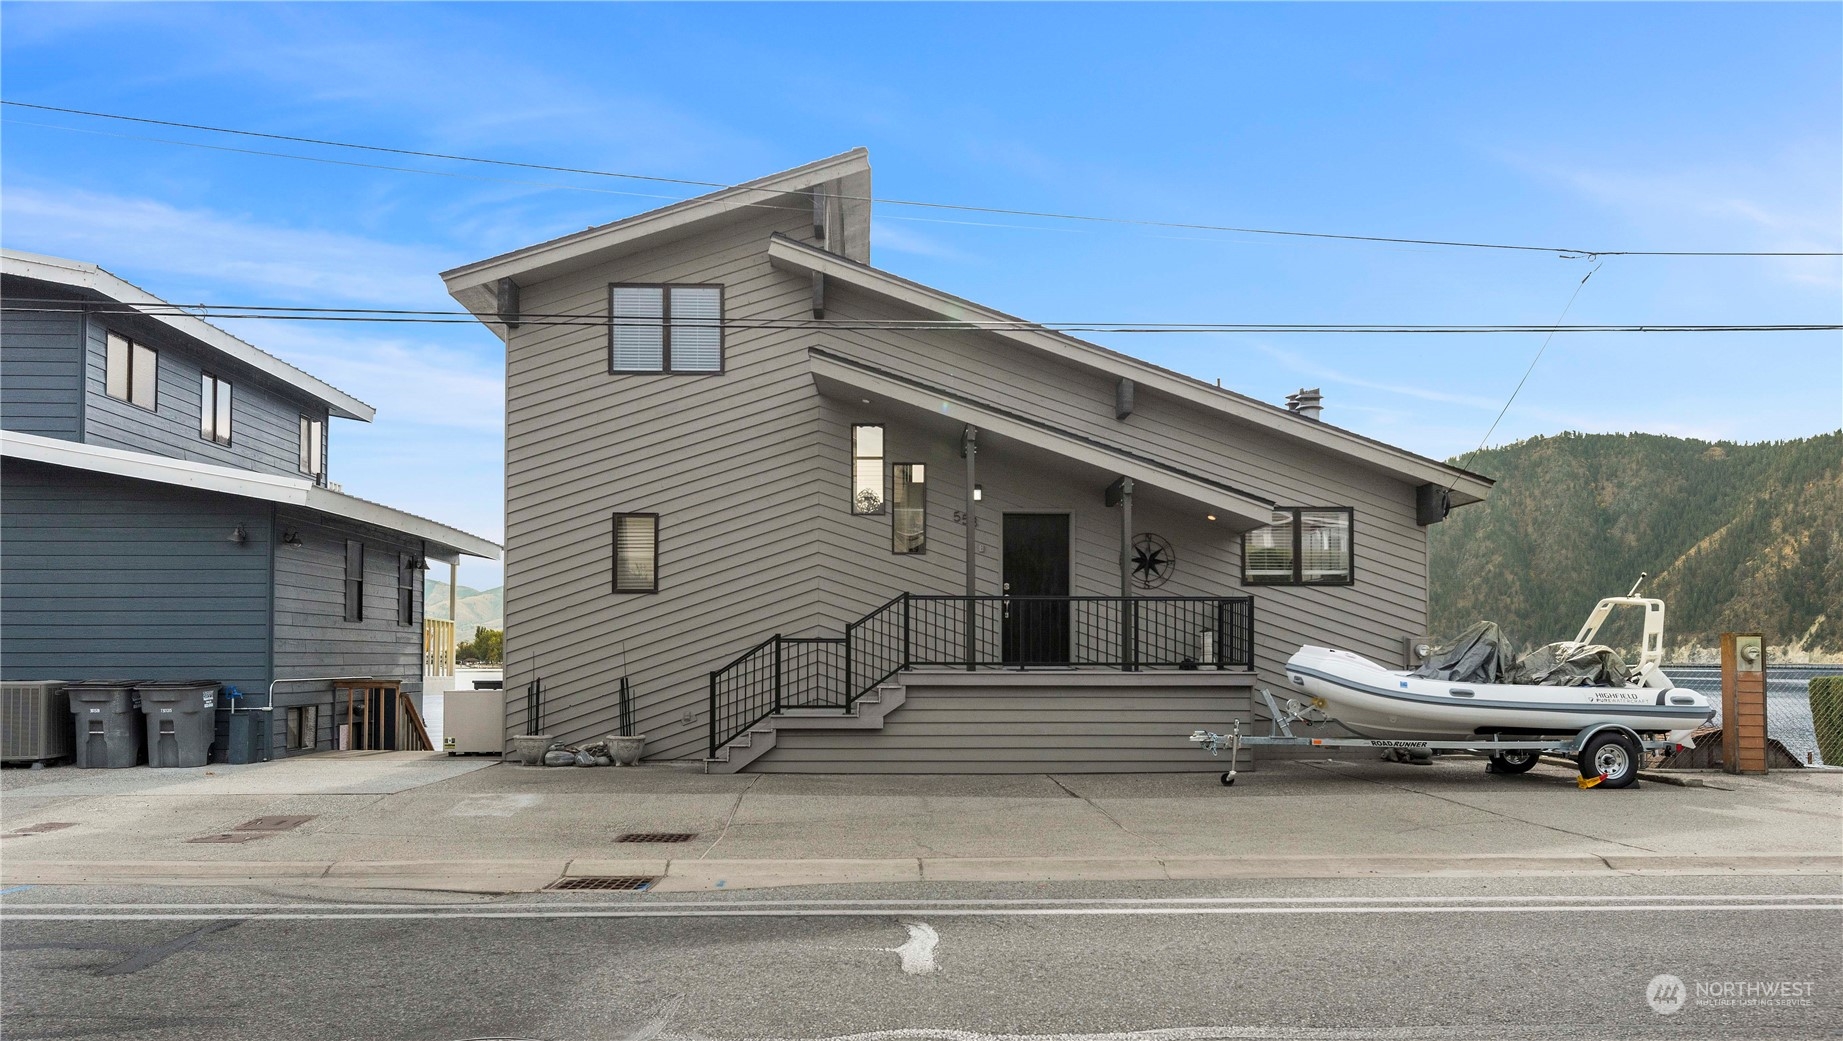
[[1286, 387, 1324, 420]]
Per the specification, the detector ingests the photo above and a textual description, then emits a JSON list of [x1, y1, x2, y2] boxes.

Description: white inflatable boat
[[1283, 588, 1715, 742]]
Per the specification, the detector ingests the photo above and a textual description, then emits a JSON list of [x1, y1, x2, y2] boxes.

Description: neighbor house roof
[[440, 148, 872, 337], [769, 234, 1494, 504], [1, 430, 500, 560], [1, 249, 376, 422]]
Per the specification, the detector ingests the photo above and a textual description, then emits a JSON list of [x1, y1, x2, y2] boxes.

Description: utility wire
[[3, 300, 1831, 334], [7, 100, 1839, 259]]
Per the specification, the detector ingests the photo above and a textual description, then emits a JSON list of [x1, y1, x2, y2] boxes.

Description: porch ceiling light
[[1206, 514, 1217, 522]]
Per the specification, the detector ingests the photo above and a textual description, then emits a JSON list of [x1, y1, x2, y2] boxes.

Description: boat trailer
[[1190, 690, 1686, 790]]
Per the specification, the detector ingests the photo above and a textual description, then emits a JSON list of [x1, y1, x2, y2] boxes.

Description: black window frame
[[299, 415, 325, 481], [104, 331, 159, 412], [612, 512, 660, 594], [285, 705, 318, 751], [343, 539, 365, 622], [1241, 507, 1356, 587], [397, 553, 417, 626], [200, 372, 233, 446], [891, 462, 926, 554], [851, 423, 886, 516], [607, 283, 726, 375]]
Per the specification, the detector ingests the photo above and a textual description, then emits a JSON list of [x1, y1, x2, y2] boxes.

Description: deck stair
[[704, 683, 905, 773]]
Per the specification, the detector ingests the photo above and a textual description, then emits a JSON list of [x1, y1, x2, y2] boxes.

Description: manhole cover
[[186, 832, 274, 844], [545, 876, 656, 892], [235, 816, 316, 832], [615, 832, 697, 843]]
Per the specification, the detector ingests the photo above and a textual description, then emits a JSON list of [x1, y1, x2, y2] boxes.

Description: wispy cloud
[[871, 219, 975, 261], [1, 184, 458, 306]]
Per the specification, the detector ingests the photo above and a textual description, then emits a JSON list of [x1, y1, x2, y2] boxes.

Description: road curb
[[4, 853, 1836, 892]]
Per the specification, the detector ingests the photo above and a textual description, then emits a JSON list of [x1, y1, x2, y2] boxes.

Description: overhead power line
[[2, 300, 1834, 334], [6, 100, 1840, 260]]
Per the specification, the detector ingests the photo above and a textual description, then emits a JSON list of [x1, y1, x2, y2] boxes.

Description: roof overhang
[[441, 149, 872, 342], [1, 250, 376, 422], [2, 431, 500, 560], [810, 349, 1276, 530], [772, 235, 1493, 506]]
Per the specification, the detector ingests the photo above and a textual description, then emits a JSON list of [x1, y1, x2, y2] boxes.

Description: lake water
[[1663, 663, 1839, 767]]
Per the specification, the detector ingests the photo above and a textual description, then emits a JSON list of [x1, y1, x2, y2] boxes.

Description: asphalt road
[[3, 874, 1838, 1041]]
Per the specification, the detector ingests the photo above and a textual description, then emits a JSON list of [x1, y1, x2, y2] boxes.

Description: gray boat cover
[[1410, 621, 1633, 687]]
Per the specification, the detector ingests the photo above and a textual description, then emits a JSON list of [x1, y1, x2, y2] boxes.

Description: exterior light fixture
[[973, 484, 983, 501], [280, 531, 305, 548], [405, 540, 430, 571], [1206, 514, 1217, 522], [228, 524, 249, 544]]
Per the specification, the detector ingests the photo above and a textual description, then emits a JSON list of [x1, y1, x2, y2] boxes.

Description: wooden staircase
[[703, 683, 906, 773]]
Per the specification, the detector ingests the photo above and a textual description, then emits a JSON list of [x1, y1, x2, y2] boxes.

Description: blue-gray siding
[[0, 292, 85, 440], [80, 310, 329, 480]]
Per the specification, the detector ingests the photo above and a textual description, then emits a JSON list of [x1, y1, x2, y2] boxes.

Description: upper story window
[[299, 416, 325, 480], [1243, 508, 1355, 586], [343, 540, 365, 622], [609, 284, 723, 373], [397, 553, 417, 626], [200, 373, 233, 445], [105, 332, 158, 411], [892, 463, 926, 554], [851, 424, 885, 515]]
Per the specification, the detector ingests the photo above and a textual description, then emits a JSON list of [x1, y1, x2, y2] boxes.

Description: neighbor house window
[[105, 332, 158, 411], [344, 540, 365, 622], [299, 416, 324, 479], [200, 373, 232, 445], [285, 705, 318, 751], [1243, 508, 1354, 586], [851, 424, 885, 515], [892, 463, 926, 554], [609, 284, 723, 373], [613, 513, 659, 593], [397, 554, 417, 626]]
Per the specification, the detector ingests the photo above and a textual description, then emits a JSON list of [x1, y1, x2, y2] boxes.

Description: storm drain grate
[[615, 832, 697, 844], [545, 876, 657, 892], [236, 816, 316, 832], [186, 832, 274, 844]]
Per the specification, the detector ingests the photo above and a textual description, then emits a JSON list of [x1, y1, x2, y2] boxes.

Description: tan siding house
[[443, 150, 1492, 772]]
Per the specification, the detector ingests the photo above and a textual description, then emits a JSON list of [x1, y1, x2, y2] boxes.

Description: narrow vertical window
[[667, 286, 722, 372], [299, 416, 325, 479], [397, 553, 417, 626], [892, 463, 926, 554], [851, 424, 885, 515], [344, 539, 365, 622], [610, 286, 665, 371], [613, 513, 659, 593], [200, 373, 232, 445], [105, 332, 158, 410]]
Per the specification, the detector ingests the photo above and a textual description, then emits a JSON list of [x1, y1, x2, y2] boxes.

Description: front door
[[1002, 513, 1071, 664]]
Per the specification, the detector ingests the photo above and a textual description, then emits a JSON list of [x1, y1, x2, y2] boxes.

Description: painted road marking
[[2, 902, 1837, 921], [891, 922, 939, 974], [4, 893, 1833, 910]]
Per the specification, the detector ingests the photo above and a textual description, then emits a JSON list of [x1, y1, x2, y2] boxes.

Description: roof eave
[[769, 235, 1494, 504]]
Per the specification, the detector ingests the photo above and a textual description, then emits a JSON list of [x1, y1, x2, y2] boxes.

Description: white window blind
[[1299, 510, 1352, 583], [1244, 508, 1353, 585], [852, 425, 885, 515], [614, 513, 658, 593], [892, 463, 926, 554], [669, 286, 722, 372], [611, 286, 665, 371]]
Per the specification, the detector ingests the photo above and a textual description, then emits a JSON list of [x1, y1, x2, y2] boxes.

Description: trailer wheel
[[1488, 750, 1541, 775], [1219, 772, 1235, 787], [1579, 732, 1640, 789]]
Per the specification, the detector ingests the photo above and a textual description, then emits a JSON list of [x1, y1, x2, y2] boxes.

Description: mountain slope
[[1429, 431, 1842, 661], [424, 581, 504, 642]]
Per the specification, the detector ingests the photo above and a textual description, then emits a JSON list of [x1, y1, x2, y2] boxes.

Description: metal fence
[[1664, 664, 1840, 767]]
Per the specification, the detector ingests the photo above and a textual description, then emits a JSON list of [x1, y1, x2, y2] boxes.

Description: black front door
[[1002, 513, 1071, 664]]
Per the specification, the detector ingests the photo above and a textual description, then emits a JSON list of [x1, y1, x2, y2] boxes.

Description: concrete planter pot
[[506, 734, 553, 766], [605, 735, 646, 767]]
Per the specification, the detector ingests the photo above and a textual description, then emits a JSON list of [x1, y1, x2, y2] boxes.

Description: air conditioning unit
[[2, 681, 72, 763]]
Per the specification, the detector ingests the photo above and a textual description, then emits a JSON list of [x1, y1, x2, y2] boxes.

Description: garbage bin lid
[[67, 679, 149, 689], [134, 680, 223, 689]]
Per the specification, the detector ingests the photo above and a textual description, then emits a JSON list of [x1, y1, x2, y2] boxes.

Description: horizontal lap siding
[[503, 204, 832, 757], [0, 461, 272, 698], [0, 290, 83, 438], [752, 679, 1255, 773], [81, 310, 327, 479]]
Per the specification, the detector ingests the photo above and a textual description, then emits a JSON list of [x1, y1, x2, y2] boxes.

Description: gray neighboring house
[[1, 249, 499, 758], [441, 150, 1493, 773]]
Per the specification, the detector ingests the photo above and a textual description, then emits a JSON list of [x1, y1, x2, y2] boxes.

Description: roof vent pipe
[[1285, 388, 1324, 421]]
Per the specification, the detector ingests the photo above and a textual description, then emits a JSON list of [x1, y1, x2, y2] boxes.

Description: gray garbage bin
[[137, 681, 219, 768], [65, 681, 147, 768]]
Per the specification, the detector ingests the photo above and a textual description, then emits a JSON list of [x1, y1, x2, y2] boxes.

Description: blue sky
[[4, 2, 1838, 589]]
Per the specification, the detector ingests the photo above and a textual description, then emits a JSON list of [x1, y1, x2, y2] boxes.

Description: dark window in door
[[1001, 513, 1071, 664]]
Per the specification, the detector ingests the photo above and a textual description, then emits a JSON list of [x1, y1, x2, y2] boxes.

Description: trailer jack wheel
[[1220, 772, 1235, 787], [1488, 750, 1541, 775]]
